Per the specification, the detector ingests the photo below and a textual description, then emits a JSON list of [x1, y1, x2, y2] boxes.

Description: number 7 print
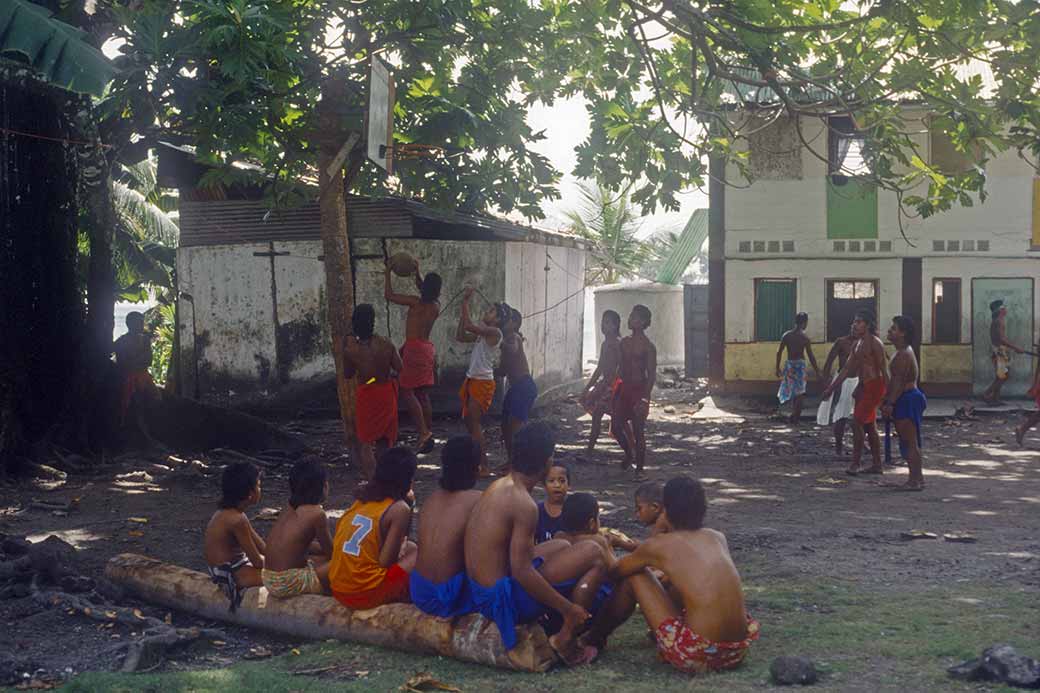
[[341, 514, 373, 556]]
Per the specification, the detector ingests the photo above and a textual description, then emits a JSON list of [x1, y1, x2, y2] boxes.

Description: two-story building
[[719, 109, 1039, 397]]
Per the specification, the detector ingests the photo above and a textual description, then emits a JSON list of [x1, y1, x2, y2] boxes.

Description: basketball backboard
[[367, 57, 395, 175]]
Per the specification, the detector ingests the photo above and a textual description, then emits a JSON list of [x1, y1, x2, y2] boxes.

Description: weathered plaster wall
[[919, 344, 972, 384], [724, 341, 838, 383], [592, 282, 685, 365], [504, 243, 587, 394], [724, 258, 903, 343], [177, 237, 586, 405]]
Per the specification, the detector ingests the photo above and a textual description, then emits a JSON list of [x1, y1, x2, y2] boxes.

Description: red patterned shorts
[[655, 616, 760, 674]]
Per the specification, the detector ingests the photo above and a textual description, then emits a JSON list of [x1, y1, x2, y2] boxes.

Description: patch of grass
[[58, 579, 1038, 693]]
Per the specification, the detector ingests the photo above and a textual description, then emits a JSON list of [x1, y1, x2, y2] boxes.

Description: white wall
[[593, 282, 685, 364], [921, 257, 1040, 346], [725, 113, 1037, 258], [724, 258, 903, 343], [504, 243, 587, 393]]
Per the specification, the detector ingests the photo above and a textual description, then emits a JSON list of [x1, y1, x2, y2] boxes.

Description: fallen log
[[105, 554, 556, 672]]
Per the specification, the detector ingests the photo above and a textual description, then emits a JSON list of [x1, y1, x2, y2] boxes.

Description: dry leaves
[[400, 672, 461, 692]]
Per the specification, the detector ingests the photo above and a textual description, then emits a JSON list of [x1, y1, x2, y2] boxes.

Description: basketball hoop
[[366, 57, 395, 174]]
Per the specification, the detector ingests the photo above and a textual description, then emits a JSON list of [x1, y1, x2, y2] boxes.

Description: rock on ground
[[770, 655, 819, 685]]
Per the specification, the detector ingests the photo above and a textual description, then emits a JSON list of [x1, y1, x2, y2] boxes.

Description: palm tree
[[111, 157, 178, 301], [564, 181, 650, 285]]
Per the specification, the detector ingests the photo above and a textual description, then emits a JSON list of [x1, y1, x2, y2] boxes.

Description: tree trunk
[[316, 79, 360, 454], [105, 553, 556, 672]]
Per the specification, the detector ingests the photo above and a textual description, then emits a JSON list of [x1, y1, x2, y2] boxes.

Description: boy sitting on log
[[584, 476, 759, 674], [204, 462, 265, 611], [329, 448, 418, 610], [261, 457, 333, 598], [464, 421, 609, 666], [409, 436, 483, 617]]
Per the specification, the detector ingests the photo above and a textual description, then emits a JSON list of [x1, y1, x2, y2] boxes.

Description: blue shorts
[[502, 375, 538, 423], [892, 387, 927, 458], [409, 570, 475, 619]]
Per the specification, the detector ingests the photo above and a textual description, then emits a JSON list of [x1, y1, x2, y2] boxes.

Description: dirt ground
[[2, 382, 1039, 691]]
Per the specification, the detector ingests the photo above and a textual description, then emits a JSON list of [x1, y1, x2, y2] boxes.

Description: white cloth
[[817, 377, 859, 426], [466, 328, 501, 380]]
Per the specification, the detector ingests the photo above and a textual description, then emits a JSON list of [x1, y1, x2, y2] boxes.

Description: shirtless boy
[[634, 481, 665, 535], [343, 304, 403, 479], [581, 310, 622, 452], [982, 300, 1024, 404], [385, 260, 442, 453], [881, 316, 927, 491], [775, 313, 820, 424], [261, 457, 334, 597], [612, 305, 657, 481], [820, 326, 858, 454], [584, 476, 759, 674], [823, 310, 888, 476], [204, 462, 265, 611], [499, 308, 538, 471], [556, 492, 639, 553], [464, 421, 609, 665], [410, 436, 483, 617], [456, 288, 508, 475]]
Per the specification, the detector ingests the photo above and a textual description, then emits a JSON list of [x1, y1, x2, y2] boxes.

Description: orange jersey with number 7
[[328, 498, 394, 593]]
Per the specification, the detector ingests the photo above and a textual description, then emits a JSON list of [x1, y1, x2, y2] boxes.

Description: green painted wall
[[826, 178, 877, 239], [755, 280, 796, 341]]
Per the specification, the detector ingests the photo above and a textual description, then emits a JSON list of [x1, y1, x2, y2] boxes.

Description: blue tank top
[[535, 501, 564, 544]]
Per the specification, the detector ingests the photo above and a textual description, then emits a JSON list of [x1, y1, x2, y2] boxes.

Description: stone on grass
[[770, 656, 818, 685], [982, 645, 1040, 688], [946, 658, 986, 681]]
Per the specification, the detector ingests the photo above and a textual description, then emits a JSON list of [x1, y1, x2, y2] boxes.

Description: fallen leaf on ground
[[943, 532, 978, 543], [104, 610, 117, 619], [15, 679, 56, 690], [400, 672, 461, 692], [900, 530, 938, 541], [211, 640, 226, 647], [133, 609, 144, 619], [245, 646, 273, 659], [128, 517, 149, 523], [290, 648, 301, 655], [128, 530, 144, 537]]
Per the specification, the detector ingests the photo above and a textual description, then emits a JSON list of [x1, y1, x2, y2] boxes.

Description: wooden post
[[105, 554, 556, 672], [707, 153, 726, 390]]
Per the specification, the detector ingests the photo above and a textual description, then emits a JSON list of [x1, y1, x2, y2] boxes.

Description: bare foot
[[548, 635, 598, 666], [416, 434, 435, 455]]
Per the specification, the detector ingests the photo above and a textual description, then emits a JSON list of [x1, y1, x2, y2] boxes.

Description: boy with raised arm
[[776, 312, 820, 424], [261, 457, 333, 598], [464, 422, 608, 665], [581, 310, 622, 452], [329, 448, 418, 610], [385, 260, 442, 453], [343, 304, 403, 479], [612, 305, 657, 481], [456, 288, 508, 475], [204, 462, 265, 611], [584, 477, 759, 674], [881, 316, 927, 491], [409, 436, 483, 617], [499, 308, 538, 472]]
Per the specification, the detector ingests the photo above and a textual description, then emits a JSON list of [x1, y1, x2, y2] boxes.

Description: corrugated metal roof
[[178, 196, 586, 249], [655, 209, 708, 285]]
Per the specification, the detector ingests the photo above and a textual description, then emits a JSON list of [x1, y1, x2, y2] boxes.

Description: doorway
[[971, 278, 1034, 396]]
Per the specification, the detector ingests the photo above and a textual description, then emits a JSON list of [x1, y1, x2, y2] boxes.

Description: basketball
[[389, 252, 418, 277]]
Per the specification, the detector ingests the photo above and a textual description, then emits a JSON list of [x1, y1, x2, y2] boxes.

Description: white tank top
[[466, 329, 501, 380]]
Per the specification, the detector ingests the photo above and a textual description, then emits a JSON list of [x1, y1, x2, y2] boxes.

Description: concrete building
[[164, 169, 587, 410], [718, 110, 1039, 396]]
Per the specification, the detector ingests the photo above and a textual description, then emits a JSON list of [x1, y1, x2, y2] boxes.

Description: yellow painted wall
[[919, 344, 972, 383], [725, 342, 835, 381], [726, 342, 973, 384]]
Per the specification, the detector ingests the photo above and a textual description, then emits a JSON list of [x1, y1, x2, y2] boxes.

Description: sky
[[524, 96, 708, 239]]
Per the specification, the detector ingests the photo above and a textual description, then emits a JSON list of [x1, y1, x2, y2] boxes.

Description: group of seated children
[[204, 422, 758, 674]]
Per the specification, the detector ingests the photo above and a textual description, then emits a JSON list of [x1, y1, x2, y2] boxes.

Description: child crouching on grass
[[204, 462, 265, 611], [329, 447, 418, 610], [261, 457, 333, 598]]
